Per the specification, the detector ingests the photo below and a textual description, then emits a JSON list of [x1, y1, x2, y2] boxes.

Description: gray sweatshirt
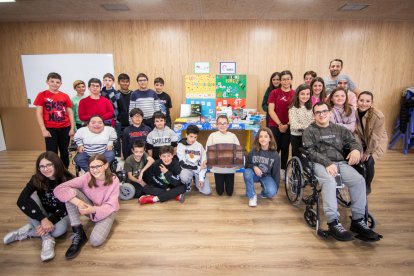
[[245, 149, 281, 182], [302, 122, 362, 167]]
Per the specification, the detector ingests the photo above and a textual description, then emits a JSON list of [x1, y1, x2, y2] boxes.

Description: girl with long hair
[[54, 154, 119, 260], [262, 72, 281, 127], [289, 84, 314, 158], [4, 151, 73, 262], [243, 127, 280, 207], [328, 87, 356, 132], [354, 91, 388, 194], [268, 70, 295, 178]]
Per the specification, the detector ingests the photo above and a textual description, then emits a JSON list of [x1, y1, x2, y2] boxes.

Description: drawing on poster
[[216, 75, 246, 98], [184, 74, 216, 98]]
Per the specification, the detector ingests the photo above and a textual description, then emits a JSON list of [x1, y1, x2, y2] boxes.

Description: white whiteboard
[[21, 54, 114, 107]]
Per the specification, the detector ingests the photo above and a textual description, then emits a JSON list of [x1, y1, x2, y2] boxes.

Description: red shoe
[[175, 194, 185, 203], [138, 195, 154, 204]]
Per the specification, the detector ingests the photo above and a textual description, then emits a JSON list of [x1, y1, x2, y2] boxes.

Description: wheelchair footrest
[[317, 229, 330, 239]]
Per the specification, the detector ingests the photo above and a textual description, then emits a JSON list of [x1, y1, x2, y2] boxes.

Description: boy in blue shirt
[[122, 108, 151, 159]]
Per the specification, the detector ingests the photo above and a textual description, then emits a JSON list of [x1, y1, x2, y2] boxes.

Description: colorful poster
[[216, 98, 246, 109], [186, 98, 216, 119], [216, 98, 246, 117], [185, 74, 216, 99], [216, 74, 246, 98]]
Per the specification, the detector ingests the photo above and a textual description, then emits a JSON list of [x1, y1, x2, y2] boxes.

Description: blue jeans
[[243, 168, 278, 199], [74, 150, 115, 172], [27, 193, 69, 239]]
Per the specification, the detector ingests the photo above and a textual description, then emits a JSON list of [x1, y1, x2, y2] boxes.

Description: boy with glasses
[[302, 102, 381, 242], [129, 73, 160, 128], [122, 108, 151, 159]]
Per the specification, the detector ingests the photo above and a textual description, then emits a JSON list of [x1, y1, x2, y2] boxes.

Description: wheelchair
[[68, 141, 136, 201], [284, 148, 379, 241]]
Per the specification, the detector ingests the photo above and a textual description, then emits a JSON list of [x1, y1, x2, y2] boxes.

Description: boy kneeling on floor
[[138, 145, 186, 204]]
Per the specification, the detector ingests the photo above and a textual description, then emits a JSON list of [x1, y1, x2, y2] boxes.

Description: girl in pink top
[[54, 154, 119, 260], [310, 77, 327, 106]]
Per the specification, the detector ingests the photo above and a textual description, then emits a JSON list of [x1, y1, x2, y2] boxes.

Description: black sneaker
[[350, 218, 377, 240], [328, 220, 354, 241]]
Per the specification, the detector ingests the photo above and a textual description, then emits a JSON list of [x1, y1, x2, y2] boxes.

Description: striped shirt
[[74, 126, 117, 155], [129, 89, 160, 119]]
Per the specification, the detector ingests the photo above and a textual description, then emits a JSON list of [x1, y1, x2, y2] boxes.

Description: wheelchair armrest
[[68, 142, 78, 152]]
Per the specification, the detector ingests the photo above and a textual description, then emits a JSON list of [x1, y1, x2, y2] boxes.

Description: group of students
[[36, 71, 173, 170], [3, 113, 280, 262], [259, 63, 387, 241], [262, 67, 388, 195], [4, 62, 389, 260]]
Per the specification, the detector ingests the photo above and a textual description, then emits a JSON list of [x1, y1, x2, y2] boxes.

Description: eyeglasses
[[138, 79, 147, 82], [89, 164, 105, 171], [90, 84, 100, 88], [338, 82, 348, 85], [217, 122, 228, 126], [39, 163, 54, 170], [314, 109, 329, 116], [132, 114, 143, 118]]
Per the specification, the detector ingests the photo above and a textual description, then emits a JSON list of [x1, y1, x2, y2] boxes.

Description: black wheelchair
[[68, 141, 136, 201], [284, 148, 381, 241]]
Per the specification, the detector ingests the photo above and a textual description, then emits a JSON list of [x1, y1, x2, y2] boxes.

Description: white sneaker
[[41, 238, 56, 262], [3, 224, 33, 244], [248, 195, 257, 207]]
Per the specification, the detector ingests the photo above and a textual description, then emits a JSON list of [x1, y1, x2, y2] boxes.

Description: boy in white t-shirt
[[177, 125, 211, 195]]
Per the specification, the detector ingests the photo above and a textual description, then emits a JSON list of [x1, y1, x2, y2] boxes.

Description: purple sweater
[[54, 173, 120, 222], [330, 105, 356, 132]]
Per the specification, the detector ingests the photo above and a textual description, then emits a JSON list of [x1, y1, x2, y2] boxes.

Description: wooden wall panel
[[0, 20, 413, 142]]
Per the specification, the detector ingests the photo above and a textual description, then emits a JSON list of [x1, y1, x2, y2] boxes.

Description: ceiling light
[[102, 4, 130, 11], [0, 0, 16, 2], [339, 3, 370, 11]]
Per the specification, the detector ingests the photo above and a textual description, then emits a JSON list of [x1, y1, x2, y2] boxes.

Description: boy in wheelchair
[[302, 102, 381, 242]]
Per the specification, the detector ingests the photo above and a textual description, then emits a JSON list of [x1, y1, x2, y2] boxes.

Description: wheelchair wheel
[[116, 170, 127, 183], [367, 212, 376, 230], [285, 156, 304, 205], [337, 186, 351, 208], [304, 208, 317, 228], [119, 183, 135, 201]]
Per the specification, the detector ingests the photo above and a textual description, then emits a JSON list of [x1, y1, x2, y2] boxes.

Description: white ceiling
[[0, 0, 413, 22]]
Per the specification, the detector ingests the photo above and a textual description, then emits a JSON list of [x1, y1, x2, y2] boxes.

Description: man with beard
[[324, 59, 360, 96]]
